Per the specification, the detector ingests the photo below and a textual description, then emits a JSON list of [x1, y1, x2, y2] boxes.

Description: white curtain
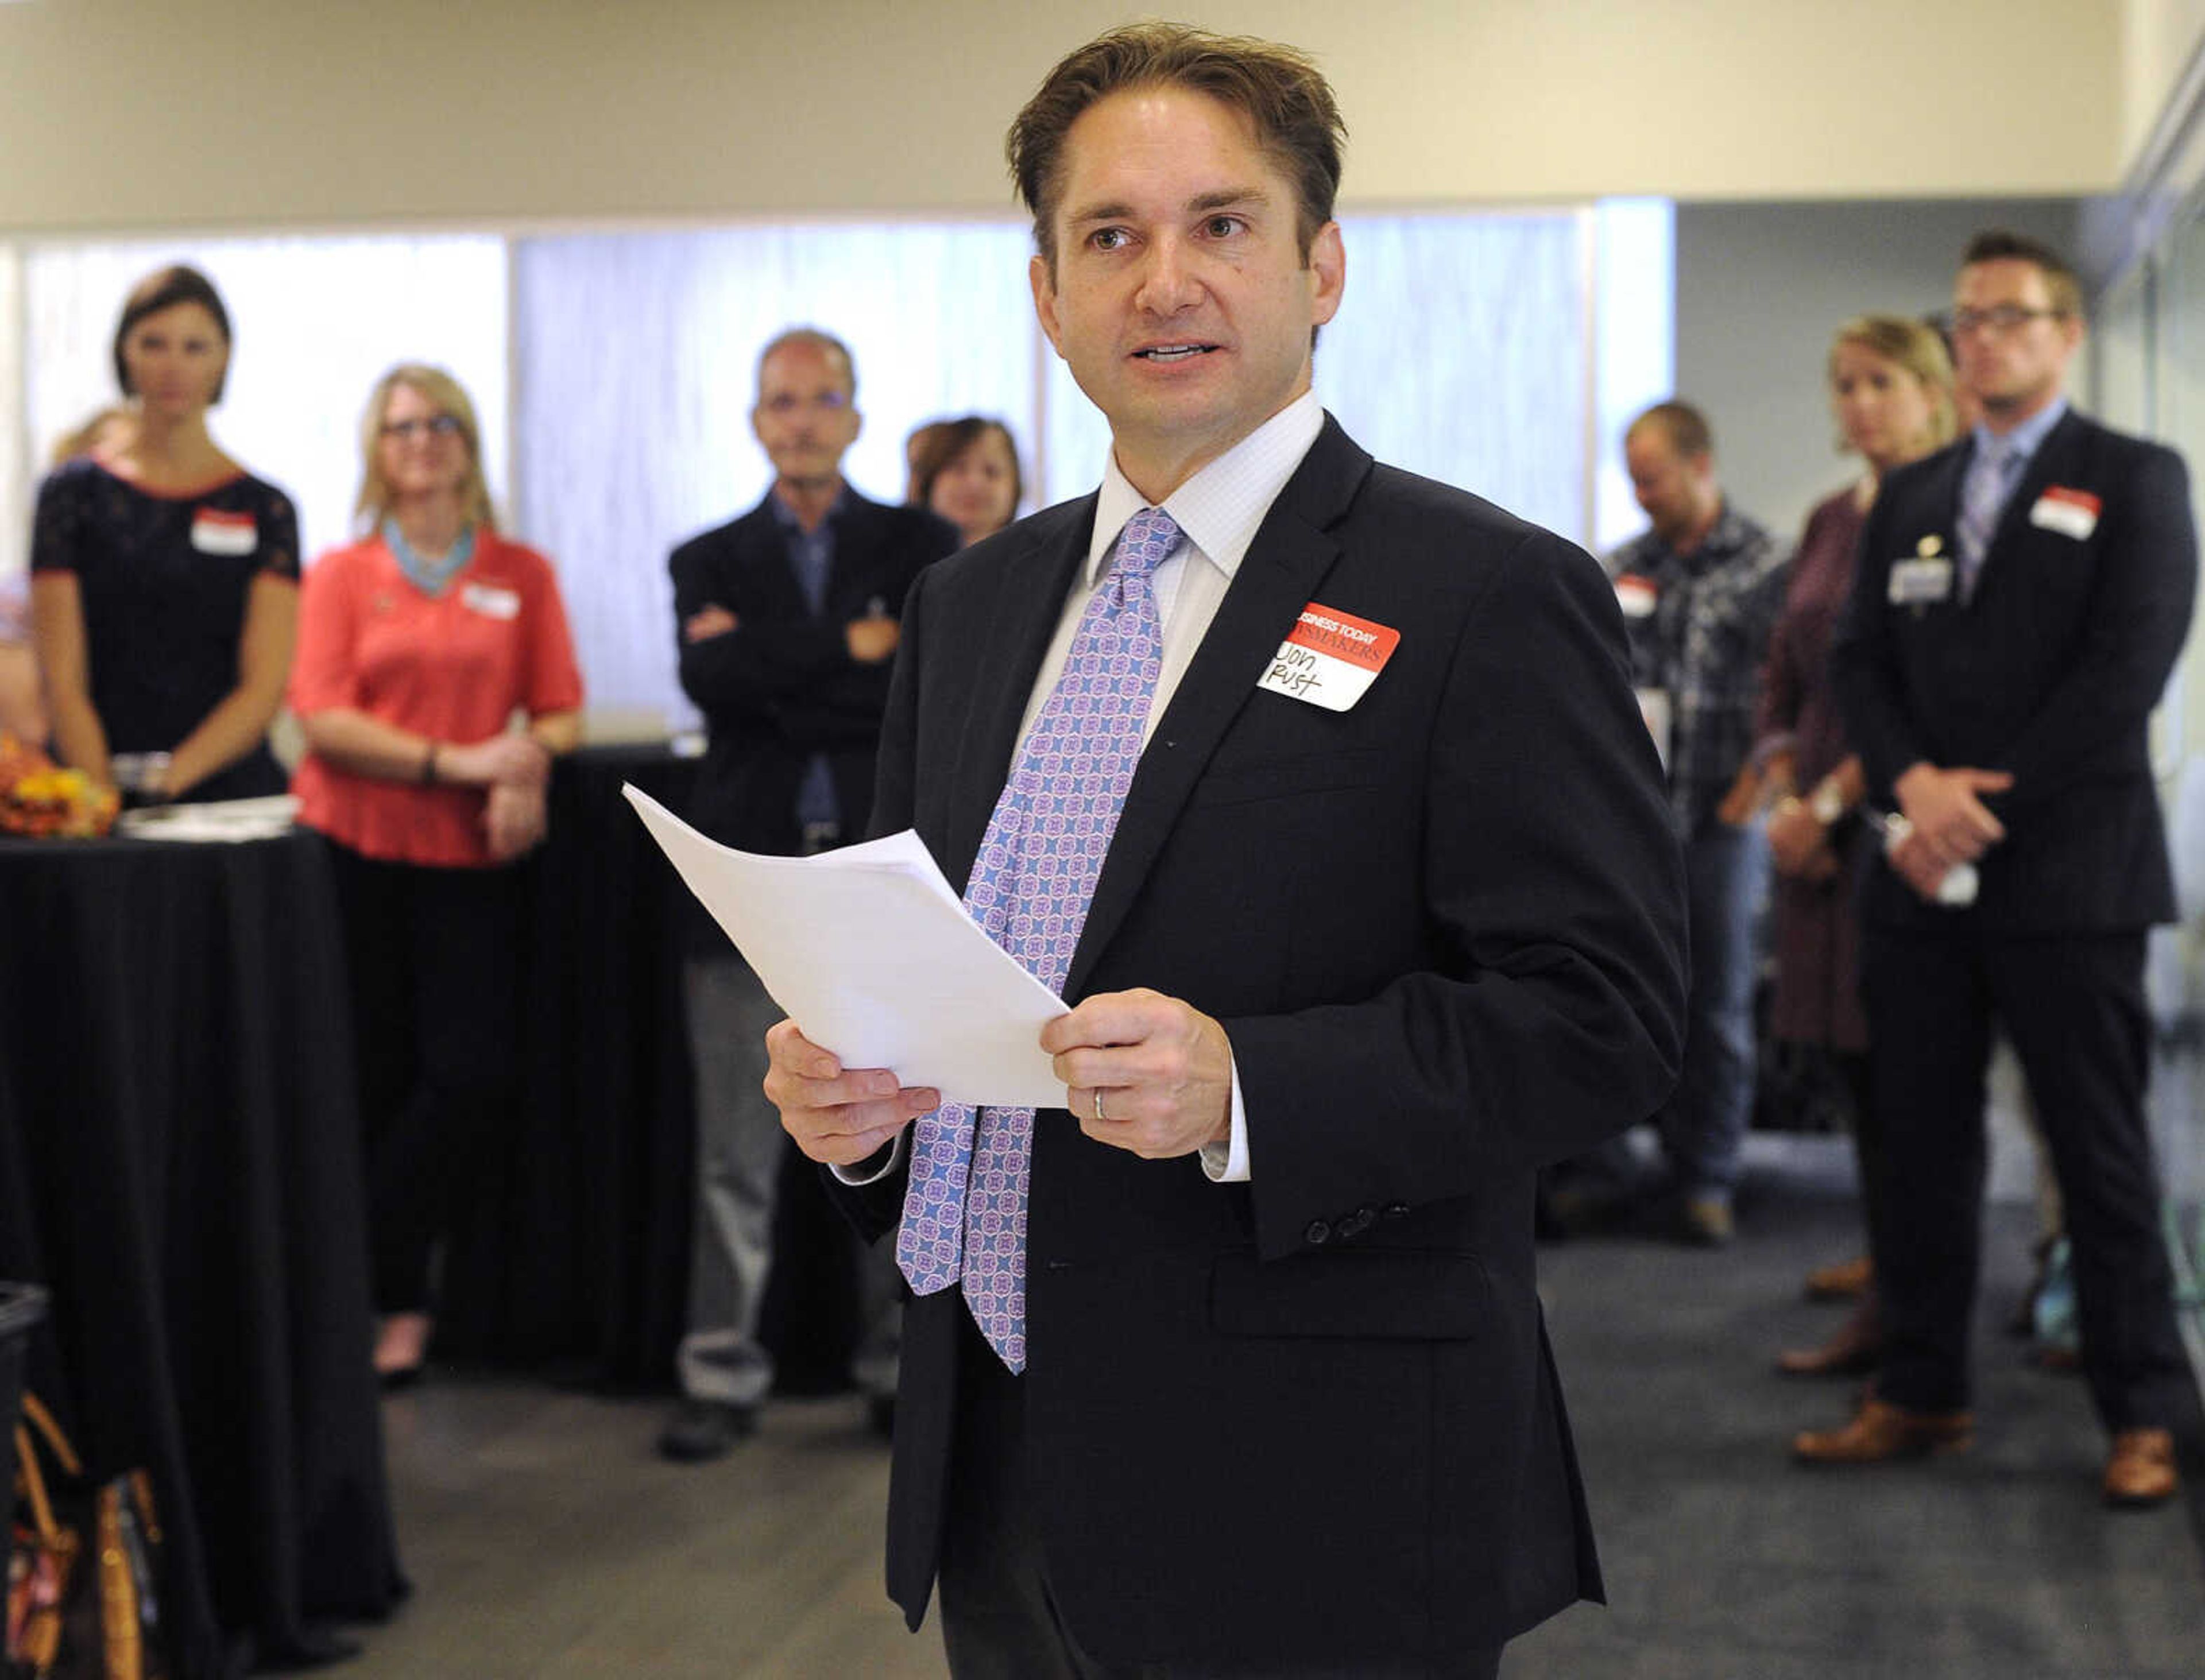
[[11, 208, 1672, 724], [512, 222, 1038, 721], [20, 236, 509, 570]]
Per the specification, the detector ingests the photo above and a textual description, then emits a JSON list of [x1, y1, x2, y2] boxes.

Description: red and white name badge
[[1614, 574, 1659, 619], [1258, 602, 1400, 713], [2029, 485, 2100, 541], [189, 508, 257, 556]]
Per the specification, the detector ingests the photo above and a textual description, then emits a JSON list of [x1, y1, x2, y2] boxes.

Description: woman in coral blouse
[[291, 363, 583, 1385]]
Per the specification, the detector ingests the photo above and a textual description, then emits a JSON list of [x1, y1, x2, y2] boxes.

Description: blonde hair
[[1828, 315, 1959, 455], [353, 363, 496, 532]]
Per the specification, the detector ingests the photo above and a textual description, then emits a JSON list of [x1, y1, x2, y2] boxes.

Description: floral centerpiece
[[0, 734, 120, 838]]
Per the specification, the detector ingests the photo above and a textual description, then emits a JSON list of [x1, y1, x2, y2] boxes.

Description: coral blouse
[[290, 527, 583, 868]]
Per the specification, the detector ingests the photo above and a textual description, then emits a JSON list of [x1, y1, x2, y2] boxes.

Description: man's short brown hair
[[1006, 22, 1346, 274], [1628, 401, 1714, 461], [1961, 228, 2083, 319]]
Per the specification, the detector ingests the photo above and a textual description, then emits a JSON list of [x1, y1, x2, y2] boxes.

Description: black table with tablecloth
[[433, 741, 868, 1393], [0, 826, 405, 1678]]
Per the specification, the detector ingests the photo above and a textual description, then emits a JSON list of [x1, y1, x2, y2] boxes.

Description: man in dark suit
[[1806, 231, 2197, 1507], [659, 327, 958, 1461], [765, 24, 1687, 1676]]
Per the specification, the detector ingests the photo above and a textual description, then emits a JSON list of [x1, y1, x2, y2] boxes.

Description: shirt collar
[[1084, 389, 1325, 584], [767, 481, 849, 533], [1974, 397, 2068, 469]]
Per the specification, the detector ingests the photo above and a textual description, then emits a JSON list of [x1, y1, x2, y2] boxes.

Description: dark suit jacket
[[669, 487, 958, 854], [835, 417, 1688, 1667], [1830, 408, 2197, 933]]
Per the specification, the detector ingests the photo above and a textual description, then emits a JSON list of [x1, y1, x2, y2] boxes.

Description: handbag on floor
[[6, 1393, 170, 1680]]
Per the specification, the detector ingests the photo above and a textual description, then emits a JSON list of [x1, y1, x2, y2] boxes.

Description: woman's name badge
[[189, 508, 257, 555], [1889, 558, 1953, 605], [1890, 535, 1951, 606], [462, 582, 521, 620], [2029, 485, 2100, 540], [1258, 602, 1399, 712], [1614, 574, 1658, 619]]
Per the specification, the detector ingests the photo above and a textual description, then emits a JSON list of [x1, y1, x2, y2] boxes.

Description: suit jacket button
[[1383, 1201, 1410, 1220], [1303, 1220, 1332, 1246], [1340, 1206, 1377, 1238]]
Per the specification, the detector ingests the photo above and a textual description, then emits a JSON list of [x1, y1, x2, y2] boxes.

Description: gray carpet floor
[[342, 1137, 2205, 1678]]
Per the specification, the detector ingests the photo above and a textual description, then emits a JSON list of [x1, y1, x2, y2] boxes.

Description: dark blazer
[[669, 487, 958, 853], [837, 417, 1688, 1667], [1830, 408, 2197, 933]]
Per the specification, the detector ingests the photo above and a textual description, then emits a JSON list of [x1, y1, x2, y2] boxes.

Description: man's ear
[[1306, 221, 1345, 330], [1031, 252, 1066, 357]]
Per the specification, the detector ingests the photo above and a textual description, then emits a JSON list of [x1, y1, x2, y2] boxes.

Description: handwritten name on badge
[[190, 509, 257, 556], [462, 582, 521, 620], [2030, 486, 2101, 541], [1258, 603, 1400, 712]]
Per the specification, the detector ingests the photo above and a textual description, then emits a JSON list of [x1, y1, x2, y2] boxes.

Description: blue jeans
[[1657, 819, 1771, 1200]]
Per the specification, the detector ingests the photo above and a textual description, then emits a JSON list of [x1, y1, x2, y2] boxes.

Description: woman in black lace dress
[[30, 265, 299, 803]]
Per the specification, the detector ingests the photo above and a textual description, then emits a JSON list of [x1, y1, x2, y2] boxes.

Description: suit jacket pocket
[[1183, 746, 1387, 809], [1209, 1248, 1490, 1340]]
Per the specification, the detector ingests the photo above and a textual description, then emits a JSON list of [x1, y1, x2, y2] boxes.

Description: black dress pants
[[323, 839, 523, 1314], [937, 1307, 1503, 1680], [1860, 925, 2191, 1430]]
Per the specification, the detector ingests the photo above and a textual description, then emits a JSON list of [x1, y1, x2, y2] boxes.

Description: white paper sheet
[[624, 785, 1069, 1108], [113, 795, 300, 843]]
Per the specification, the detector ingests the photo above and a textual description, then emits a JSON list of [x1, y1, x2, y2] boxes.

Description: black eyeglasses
[[1949, 305, 2067, 335], [381, 415, 462, 440]]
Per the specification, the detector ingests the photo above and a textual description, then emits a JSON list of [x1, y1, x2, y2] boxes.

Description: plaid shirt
[[1610, 502, 1786, 836]]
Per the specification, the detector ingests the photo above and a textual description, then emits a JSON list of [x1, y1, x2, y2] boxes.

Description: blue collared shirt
[[769, 486, 848, 831]]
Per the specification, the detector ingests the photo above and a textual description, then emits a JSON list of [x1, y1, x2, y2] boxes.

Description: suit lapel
[[1065, 420, 1372, 1000], [1976, 409, 2086, 606], [939, 502, 1094, 893]]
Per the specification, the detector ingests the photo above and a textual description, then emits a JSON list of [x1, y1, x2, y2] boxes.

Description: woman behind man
[[907, 416, 1023, 548], [30, 265, 299, 802], [1756, 316, 1957, 1375], [289, 363, 583, 1385]]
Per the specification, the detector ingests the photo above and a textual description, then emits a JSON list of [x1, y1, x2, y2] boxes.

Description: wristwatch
[[1808, 779, 1846, 826]]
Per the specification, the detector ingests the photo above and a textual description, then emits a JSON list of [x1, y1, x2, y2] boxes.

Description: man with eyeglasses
[[1806, 230, 2198, 1507], [659, 327, 960, 1461]]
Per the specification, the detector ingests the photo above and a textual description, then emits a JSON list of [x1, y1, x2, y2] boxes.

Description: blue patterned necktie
[[1956, 436, 2015, 603], [895, 506, 1180, 1371]]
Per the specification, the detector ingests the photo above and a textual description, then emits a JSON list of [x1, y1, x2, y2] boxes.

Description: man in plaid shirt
[[1595, 401, 1786, 1243]]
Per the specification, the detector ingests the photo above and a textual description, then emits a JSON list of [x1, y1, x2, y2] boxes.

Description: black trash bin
[[0, 1280, 46, 1435]]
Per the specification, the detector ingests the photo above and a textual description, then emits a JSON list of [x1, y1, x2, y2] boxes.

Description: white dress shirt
[[841, 389, 1326, 1188]]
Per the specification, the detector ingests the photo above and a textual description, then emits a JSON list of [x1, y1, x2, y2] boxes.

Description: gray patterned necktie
[[1956, 437, 2016, 603]]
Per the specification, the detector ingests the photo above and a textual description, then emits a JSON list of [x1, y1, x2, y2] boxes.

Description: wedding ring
[[1094, 1089, 1107, 1124]]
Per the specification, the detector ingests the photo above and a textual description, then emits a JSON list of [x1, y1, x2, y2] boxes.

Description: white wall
[[1669, 198, 2083, 550], [0, 1, 2130, 234]]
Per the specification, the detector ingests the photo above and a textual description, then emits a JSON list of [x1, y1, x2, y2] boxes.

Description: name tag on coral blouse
[[1258, 603, 1399, 712], [461, 583, 521, 620], [2029, 486, 2100, 541], [1614, 574, 1658, 619], [189, 509, 257, 556]]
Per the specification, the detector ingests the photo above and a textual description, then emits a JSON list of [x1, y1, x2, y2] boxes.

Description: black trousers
[[1859, 925, 2190, 1430], [323, 839, 523, 1314], [937, 1308, 1503, 1680]]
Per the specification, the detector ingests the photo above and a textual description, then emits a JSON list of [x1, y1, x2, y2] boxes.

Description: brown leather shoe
[[2103, 1427, 2179, 1508], [1793, 1398, 1972, 1464], [1805, 1253, 1873, 1302], [1777, 1300, 1882, 1377]]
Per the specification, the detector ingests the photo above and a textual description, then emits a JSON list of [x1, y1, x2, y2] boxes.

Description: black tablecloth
[[435, 742, 866, 1391], [434, 745, 702, 1384], [0, 826, 405, 1678]]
